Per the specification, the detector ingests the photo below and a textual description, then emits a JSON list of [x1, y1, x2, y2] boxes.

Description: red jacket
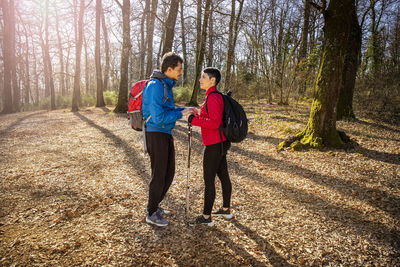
[[191, 86, 227, 146]]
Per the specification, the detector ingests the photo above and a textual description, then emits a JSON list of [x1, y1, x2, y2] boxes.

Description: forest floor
[[0, 100, 399, 266]]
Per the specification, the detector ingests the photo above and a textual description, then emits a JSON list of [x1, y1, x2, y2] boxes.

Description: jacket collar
[[205, 86, 218, 96], [150, 70, 176, 89]]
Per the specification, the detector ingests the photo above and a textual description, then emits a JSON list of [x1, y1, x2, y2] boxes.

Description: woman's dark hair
[[203, 67, 221, 86], [160, 52, 183, 73]]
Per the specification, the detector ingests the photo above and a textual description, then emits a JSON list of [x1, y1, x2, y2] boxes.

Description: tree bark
[[223, 0, 244, 92], [179, 0, 188, 85], [206, 2, 214, 67], [145, 0, 157, 78], [139, 0, 149, 80], [114, 0, 131, 113], [162, 0, 180, 55], [280, 0, 355, 150], [337, 5, 361, 120], [45, 0, 56, 110], [55, 8, 66, 96], [72, 0, 85, 112], [188, 0, 212, 106], [101, 4, 110, 91], [1, 0, 15, 114], [96, 0, 105, 107]]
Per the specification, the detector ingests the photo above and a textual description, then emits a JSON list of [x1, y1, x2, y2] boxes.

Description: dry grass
[[0, 102, 399, 266]]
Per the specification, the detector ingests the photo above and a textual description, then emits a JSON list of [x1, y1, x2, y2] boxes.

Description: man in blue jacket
[[142, 52, 196, 227]]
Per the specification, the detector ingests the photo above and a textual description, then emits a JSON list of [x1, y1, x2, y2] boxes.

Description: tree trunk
[[179, 0, 188, 85], [45, 0, 56, 110], [96, 0, 105, 107], [188, 0, 211, 106], [297, 0, 311, 95], [55, 8, 66, 96], [337, 5, 361, 120], [139, 0, 149, 80], [145, 0, 157, 78], [162, 0, 180, 55], [280, 0, 355, 150], [72, 0, 85, 112], [101, 5, 110, 91], [114, 0, 131, 113], [224, 0, 244, 92], [84, 36, 90, 95], [1, 0, 15, 114], [206, 2, 214, 67]]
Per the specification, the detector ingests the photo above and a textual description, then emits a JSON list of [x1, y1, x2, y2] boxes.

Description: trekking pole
[[185, 121, 192, 222]]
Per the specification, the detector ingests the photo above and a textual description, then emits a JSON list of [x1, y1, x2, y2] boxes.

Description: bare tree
[[188, 0, 212, 106], [162, 0, 180, 55], [114, 0, 131, 113], [145, 0, 158, 77], [72, 0, 85, 112], [95, 0, 105, 107], [224, 0, 244, 92]]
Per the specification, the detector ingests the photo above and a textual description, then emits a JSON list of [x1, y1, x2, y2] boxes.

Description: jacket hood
[[150, 70, 168, 80]]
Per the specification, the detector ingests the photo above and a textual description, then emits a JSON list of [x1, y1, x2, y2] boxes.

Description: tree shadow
[[76, 113, 289, 265], [355, 146, 400, 165], [0, 111, 47, 138], [355, 118, 400, 134], [270, 115, 305, 124], [173, 124, 400, 260], [230, 145, 400, 220]]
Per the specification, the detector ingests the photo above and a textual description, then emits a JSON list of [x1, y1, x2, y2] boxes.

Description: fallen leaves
[[0, 105, 399, 266]]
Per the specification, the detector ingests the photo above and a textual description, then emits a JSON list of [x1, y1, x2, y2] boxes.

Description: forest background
[[0, 0, 399, 125]]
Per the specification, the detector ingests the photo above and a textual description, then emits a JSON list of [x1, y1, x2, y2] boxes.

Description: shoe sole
[[213, 213, 233, 219], [146, 217, 169, 227], [188, 221, 214, 227]]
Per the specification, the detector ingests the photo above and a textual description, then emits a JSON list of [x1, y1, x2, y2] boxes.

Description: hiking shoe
[[157, 207, 171, 216], [146, 211, 169, 227], [189, 215, 214, 227], [212, 208, 233, 219]]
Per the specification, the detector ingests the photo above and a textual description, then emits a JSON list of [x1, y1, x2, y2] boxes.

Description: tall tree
[[55, 8, 66, 96], [280, 0, 356, 150], [139, 0, 149, 80], [224, 0, 244, 92], [1, 0, 15, 114], [188, 0, 212, 106], [45, 0, 56, 110], [179, 0, 188, 85], [113, 0, 131, 113], [145, 0, 158, 77], [96, 0, 105, 107], [101, 4, 110, 91], [72, 0, 85, 112], [337, 4, 361, 120], [162, 0, 180, 55]]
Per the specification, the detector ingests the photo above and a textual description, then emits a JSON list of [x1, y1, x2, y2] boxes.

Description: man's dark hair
[[203, 67, 221, 86], [160, 52, 183, 73]]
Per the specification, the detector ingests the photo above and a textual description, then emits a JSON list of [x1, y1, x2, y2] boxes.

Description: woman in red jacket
[[188, 67, 233, 226]]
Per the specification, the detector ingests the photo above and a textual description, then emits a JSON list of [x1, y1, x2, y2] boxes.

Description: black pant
[[146, 132, 175, 216], [203, 141, 231, 215]]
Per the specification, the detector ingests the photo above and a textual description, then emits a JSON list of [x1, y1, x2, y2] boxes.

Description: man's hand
[[182, 107, 198, 116]]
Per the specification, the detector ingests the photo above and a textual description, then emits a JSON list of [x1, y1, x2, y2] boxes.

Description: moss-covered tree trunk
[[337, 4, 361, 120], [280, 0, 355, 150]]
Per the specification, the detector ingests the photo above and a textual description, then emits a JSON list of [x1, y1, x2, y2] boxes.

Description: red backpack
[[127, 79, 167, 131]]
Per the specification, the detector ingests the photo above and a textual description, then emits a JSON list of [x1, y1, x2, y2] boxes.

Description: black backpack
[[205, 91, 248, 143]]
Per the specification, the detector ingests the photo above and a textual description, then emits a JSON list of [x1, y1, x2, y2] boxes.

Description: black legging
[[203, 141, 232, 215]]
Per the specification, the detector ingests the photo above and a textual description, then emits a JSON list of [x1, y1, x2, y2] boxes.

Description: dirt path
[[0, 104, 399, 266]]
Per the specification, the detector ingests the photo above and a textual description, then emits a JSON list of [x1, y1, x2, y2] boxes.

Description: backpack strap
[[151, 78, 169, 103], [205, 90, 225, 153], [205, 90, 223, 115]]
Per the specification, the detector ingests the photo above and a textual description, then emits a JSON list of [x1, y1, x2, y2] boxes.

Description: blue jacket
[[142, 71, 183, 134]]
